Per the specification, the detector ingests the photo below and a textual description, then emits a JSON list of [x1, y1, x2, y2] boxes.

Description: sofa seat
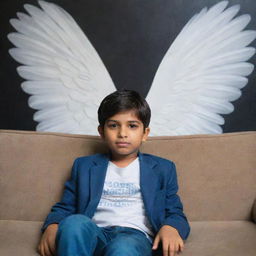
[[185, 221, 256, 255], [0, 220, 41, 255], [1, 219, 255, 255]]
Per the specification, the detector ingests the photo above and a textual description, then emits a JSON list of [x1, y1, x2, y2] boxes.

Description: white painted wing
[[8, 0, 116, 135], [146, 1, 256, 136]]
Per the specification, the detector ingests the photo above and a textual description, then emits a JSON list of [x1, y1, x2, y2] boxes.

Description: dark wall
[[1, 0, 256, 132]]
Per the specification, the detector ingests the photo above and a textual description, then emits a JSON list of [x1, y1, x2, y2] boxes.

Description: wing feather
[[146, 1, 256, 135], [8, 0, 115, 135]]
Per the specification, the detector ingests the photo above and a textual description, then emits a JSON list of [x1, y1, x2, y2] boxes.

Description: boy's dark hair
[[98, 89, 151, 129]]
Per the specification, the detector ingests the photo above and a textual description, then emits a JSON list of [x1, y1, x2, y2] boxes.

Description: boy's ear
[[98, 125, 104, 139], [142, 127, 150, 141]]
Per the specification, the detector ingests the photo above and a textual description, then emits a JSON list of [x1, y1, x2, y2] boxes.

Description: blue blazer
[[41, 152, 190, 240]]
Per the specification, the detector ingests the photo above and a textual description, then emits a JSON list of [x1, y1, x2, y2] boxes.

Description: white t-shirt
[[92, 157, 153, 239]]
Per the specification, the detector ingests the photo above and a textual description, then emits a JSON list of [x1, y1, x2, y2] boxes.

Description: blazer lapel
[[86, 154, 109, 217], [139, 153, 159, 220]]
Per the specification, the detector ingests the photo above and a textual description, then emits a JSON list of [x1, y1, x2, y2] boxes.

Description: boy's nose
[[118, 127, 128, 138]]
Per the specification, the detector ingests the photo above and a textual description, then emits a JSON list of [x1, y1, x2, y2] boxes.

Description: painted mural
[[1, 0, 256, 135]]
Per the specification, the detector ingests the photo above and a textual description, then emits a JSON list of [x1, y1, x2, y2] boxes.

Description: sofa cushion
[[1, 220, 255, 255], [184, 221, 256, 256], [185, 221, 256, 255], [0, 220, 42, 255]]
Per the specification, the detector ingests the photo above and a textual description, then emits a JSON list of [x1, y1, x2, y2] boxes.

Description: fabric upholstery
[[184, 221, 256, 255], [0, 220, 41, 256], [1, 220, 255, 256]]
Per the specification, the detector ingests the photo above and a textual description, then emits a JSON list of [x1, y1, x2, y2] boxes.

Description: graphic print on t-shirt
[[99, 181, 141, 208]]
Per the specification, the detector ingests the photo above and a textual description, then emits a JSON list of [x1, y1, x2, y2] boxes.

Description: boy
[[38, 89, 190, 256]]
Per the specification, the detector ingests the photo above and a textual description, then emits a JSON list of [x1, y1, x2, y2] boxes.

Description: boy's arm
[[162, 161, 190, 240], [41, 158, 79, 233]]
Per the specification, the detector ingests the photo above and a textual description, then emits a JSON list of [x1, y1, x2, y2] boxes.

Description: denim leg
[[103, 227, 152, 256], [55, 214, 107, 256]]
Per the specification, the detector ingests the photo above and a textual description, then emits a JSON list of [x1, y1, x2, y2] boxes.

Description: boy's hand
[[37, 223, 58, 256], [152, 225, 184, 256]]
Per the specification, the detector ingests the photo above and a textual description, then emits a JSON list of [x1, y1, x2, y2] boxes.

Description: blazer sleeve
[[40, 158, 79, 233], [162, 161, 191, 240]]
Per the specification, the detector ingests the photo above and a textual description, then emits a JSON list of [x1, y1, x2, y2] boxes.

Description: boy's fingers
[[162, 240, 169, 256], [162, 246, 168, 256], [152, 235, 160, 250], [40, 245, 45, 256], [163, 244, 173, 256], [44, 242, 53, 256], [168, 245, 173, 256], [167, 243, 179, 256], [175, 243, 180, 255], [48, 246, 54, 256], [49, 242, 56, 256], [38, 239, 46, 256], [178, 240, 184, 252], [179, 242, 184, 252], [171, 244, 178, 256]]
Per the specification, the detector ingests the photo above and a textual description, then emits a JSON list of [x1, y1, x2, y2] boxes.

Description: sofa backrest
[[0, 130, 255, 222]]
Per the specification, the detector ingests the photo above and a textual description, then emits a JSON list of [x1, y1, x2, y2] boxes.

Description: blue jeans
[[56, 214, 153, 256]]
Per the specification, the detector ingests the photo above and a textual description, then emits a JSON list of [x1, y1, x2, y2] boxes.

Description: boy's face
[[98, 110, 150, 160]]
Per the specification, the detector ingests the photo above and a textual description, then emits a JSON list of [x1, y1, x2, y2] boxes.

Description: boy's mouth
[[115, 142, 130, 147]]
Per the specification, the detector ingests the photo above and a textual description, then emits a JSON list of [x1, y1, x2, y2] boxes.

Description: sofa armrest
[[253, 199, 256, 223]]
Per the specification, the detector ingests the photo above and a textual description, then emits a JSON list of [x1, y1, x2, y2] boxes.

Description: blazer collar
[[88, 152, 159, 218]]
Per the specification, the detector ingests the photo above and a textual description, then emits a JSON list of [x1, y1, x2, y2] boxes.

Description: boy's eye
[[108, 123, 118, 128], [129, 124, 138, 128]]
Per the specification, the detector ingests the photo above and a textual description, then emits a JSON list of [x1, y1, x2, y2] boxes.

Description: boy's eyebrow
[[106, 120, 142, 124]]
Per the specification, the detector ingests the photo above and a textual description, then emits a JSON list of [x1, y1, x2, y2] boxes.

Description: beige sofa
[[0, 129, 255, 255]]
